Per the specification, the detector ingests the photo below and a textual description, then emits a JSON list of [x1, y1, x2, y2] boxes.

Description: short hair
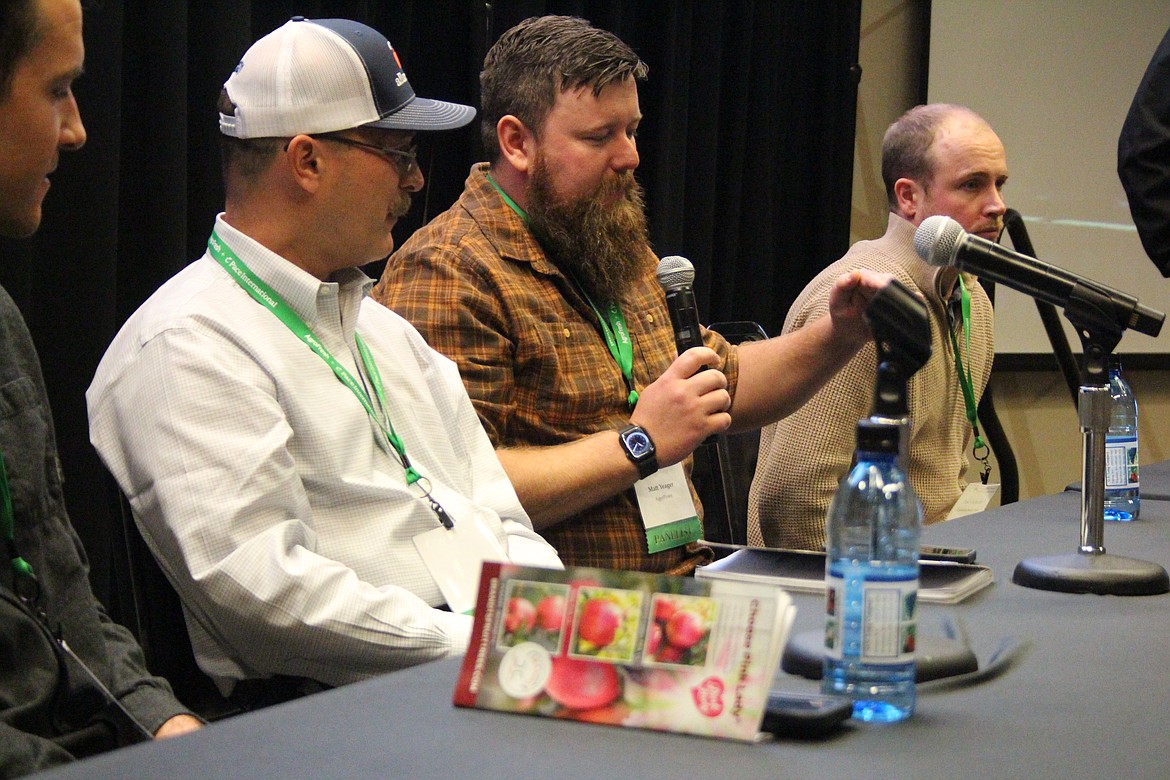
[[479, 15, 648, 163], [0, 0, 42, 100], [216, 87, 284, 192], [881, 103, 983, 210]]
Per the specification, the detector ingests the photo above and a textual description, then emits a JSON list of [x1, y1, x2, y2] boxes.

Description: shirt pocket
[[519, 316, 625, 434]]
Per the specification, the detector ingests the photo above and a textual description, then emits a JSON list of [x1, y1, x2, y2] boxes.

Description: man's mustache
[[392, 196, 412, 219]]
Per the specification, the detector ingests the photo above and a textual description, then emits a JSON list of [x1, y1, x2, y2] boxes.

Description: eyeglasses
[[311, 133, 420, 178]]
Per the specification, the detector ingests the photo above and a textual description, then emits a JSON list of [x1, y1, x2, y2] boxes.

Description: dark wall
[[0, 0, 861, 621]]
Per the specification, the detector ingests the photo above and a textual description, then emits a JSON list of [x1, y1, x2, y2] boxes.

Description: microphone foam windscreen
[[913, 214, 966, 268], [656, 255, 695, 291]]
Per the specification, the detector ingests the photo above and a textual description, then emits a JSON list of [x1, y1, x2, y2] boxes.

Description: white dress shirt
[[88, 215, 561, 693]]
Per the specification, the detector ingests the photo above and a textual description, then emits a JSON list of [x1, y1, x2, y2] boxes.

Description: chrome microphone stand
[[1012, 288, 1168, 595]]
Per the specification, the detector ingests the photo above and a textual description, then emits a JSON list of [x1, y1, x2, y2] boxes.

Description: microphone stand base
[[1013, 552, 1169, 596]]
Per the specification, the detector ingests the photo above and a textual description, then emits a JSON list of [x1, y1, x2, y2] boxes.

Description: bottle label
[[1104, 436, 1139, 491], [824, 570, 917, 665]]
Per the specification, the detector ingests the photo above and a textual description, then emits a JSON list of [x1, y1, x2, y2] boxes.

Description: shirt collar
[[888, 212, 964, 302], [212, 214, 373, 331], [467, 164, 562, 278]]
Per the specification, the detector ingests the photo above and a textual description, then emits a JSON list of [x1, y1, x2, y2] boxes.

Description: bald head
[[882, 104, 991, 208], [883, 104, 1008, 240]]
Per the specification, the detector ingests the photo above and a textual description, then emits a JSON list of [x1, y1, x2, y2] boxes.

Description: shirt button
[[563, 328, 571, 339]]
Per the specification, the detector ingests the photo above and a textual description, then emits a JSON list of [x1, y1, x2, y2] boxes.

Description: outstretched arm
[[729, 269, 892, 431]]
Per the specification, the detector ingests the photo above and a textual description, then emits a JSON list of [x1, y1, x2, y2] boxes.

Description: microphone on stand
[[914, 214, 1164, 338], [916, 216, 1169, 595]]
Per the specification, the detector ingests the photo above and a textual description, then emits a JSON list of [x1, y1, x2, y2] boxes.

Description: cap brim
[[365, 96, 476, 132]]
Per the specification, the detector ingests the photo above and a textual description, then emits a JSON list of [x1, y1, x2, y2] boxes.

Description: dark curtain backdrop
[[0, 0, 861, 620]]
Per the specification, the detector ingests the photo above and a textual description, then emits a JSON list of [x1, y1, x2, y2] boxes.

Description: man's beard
[[526, 156, 652, 304]]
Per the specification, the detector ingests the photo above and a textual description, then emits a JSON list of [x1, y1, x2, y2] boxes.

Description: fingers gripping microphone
[[914, 215, 1164, 338], [655, 255, 720, 452], [656, 255, 706, 356]]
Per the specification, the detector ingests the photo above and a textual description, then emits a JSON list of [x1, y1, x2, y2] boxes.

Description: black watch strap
[[619, 424, 658, 480]]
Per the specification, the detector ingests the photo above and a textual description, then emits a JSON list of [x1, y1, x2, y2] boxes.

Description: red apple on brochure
[[545, 656, 622, 710], [577, 598, 622, 647], [535, 594, 566, 632], [654, 598, 677, 624], [665, 609, 705, 649], [504, 596, 536, 634], [645, 622, 663, 656], [655, 643, 684, 664]]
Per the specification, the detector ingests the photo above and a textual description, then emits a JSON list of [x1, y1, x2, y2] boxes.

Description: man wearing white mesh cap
[[748, 103, 1005, 551], [87, 17, 562, 707]]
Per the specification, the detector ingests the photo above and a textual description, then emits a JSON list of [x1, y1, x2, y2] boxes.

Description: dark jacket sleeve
[[0, 722, 76, 778], [0, 285, 193, 774], [1119, 25, 1170, 278]]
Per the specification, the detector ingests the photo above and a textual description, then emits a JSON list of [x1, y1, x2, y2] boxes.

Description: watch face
[[624, 430, 652, 458]]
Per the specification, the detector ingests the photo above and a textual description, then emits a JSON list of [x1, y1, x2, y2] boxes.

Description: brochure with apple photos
[[453, 562, 796, 742]]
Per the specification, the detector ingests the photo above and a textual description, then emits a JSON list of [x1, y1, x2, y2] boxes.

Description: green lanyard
[[1, 454, 38, 596], [208, 232, 456, 526], [583, 296, 639, 408], [486, 172, 639, 408], [486, 171, 527, 222], [946, 276, 991, 483]]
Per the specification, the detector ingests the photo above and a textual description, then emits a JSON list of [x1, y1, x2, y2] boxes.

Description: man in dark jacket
[[0, 0, 200, 774], [1119, 24, 1170, 278]]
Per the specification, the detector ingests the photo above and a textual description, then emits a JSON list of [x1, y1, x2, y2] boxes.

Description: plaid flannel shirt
[[374, 164, 739, 573]]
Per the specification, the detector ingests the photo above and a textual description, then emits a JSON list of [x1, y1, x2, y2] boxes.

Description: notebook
[[696, 547, 993, 605]]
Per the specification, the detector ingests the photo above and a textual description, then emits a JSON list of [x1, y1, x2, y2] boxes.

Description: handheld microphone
[[914, 215, 1164, 338], [655, 254, 718, 448], [656, 255, 706, 356]]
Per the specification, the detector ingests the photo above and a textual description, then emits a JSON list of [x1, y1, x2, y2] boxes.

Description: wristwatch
[[618, 424, 658, 480]]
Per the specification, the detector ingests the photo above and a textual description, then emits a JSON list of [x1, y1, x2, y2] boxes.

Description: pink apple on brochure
[[535, 594, 566, 632], [654, 597, 677, 624], [665, 609, 705, 649], [504, 596, 536, 634], [545, 656, 622, 710], [655, 643, 684, 664], [645, 622, 663, 656]]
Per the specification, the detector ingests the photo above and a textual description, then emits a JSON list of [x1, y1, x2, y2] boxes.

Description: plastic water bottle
[[1104, 359, 1140, 521], [822, 419, 922, 723]]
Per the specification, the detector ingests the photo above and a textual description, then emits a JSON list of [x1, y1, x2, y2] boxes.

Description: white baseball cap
[[219, 16, 476, 138]]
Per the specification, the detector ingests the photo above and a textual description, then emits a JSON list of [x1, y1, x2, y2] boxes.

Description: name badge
[[634, 462, 703, 553], [415, 511, 509, 614], [945, 482, 1000, 520]]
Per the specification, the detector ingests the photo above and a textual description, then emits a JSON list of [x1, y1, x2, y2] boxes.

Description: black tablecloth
[[36, 491, 1170, 780]]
